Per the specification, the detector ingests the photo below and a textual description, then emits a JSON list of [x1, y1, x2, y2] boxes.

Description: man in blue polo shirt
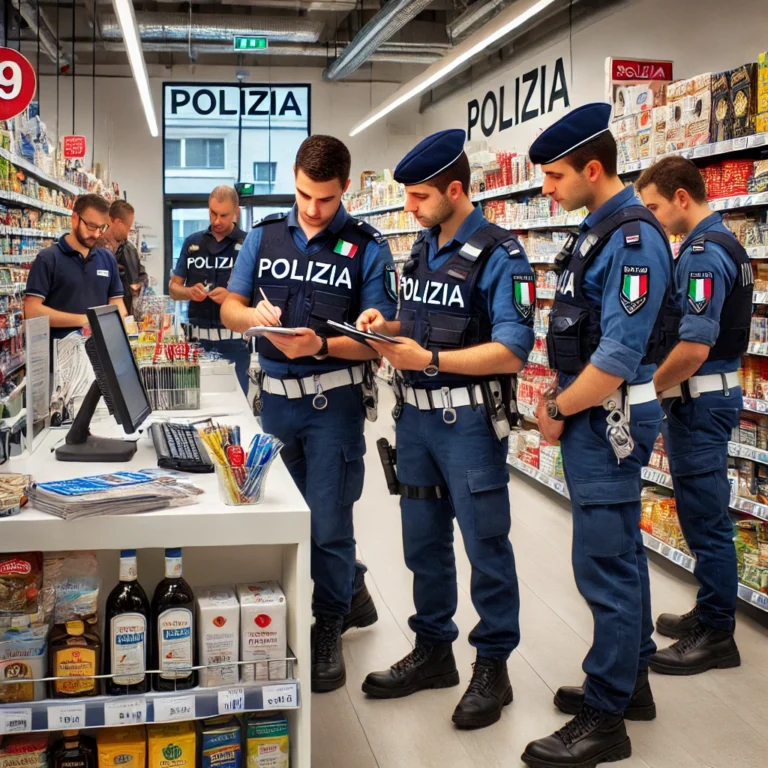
[[24, 193, 126, 338]]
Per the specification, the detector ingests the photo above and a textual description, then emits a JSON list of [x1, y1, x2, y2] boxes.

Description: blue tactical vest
[[681, 230, 753, 360], [252, 213, 379, 366], [398, 222, 527, 388], [184, 228, 245, 329], [547, 206, 679, 375]]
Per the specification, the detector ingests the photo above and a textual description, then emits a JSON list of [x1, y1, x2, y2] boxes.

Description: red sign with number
[[0, 47, 36, 120], [63, 135, 87, 159]]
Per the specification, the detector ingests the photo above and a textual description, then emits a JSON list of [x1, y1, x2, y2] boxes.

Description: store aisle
[[312, 387, 768, 768]]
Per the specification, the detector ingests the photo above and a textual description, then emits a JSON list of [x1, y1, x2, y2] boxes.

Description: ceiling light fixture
[[349, 0, 557, 137], [112, 0, 158, 137]]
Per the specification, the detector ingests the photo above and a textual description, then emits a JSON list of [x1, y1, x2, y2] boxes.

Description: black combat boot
[[362, 642, 459, 699], [312, 615, 345, 693], [521, 705, 632, 768], [342, 582, 378, 634], [554, 670, 656, 721], [649, 622, 740, 675], [451, 656, 513, 729], [655, 605, 700, 639]]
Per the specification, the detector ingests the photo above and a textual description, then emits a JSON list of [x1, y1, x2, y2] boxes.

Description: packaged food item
[[0, 735, 48, 768], [97, 726, 146, 768], [48, 616, 101, 698], [197, 587, 240, 687], [737, 458, 756, 500], [148, 723, 195, 768], [201, 716, 242, 768], [739, 418, 758, 446], [237, 582, 287, 682], [0, 621, 49, 702], [730, 63, 757, 138], [711, 71, 733, 142], [41, 552, 100, 624], [246, 712, 289, 768], [727, 458, 739, 497], [50, 732, 96, 768], [0, 553, 42, 615]]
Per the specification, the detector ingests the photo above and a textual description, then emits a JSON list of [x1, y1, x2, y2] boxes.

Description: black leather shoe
[[362, 642, 460, 699], [649, 622, 740, 676], [554, 671, 656, 721], [522, 706, 632, 768], [655, 605, 699, 639], [452, 656, 513, 729], [342, 582, 378, 634], [312, 615, 345, 693]]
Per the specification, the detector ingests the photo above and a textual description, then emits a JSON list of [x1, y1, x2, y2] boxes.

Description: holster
[[376, 438, 447, 500]]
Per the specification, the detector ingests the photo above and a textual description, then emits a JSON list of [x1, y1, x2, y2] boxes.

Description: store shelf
[[728, 441, 768, 465], [738, 583, 768, 612], [0, 677, 300, 734], [537, 288, 556, 299], [0, 225, 64, 239], [508, 456, 569, 498], [743, 398, 768, 415], [475, 178, 544, 202], [379, 227, 422, 236], [528, 254, 559, 265], [0, 147, 83, 196], [709, 191, 768, 213], [747, 342, 768, 357], [747, 246, 768, 259], [0, 190, 71, 216], [0, 353, 25, 382], [754, 291, 768, 304], [641, 530, 696, 572], [641, 467, 674, 489]]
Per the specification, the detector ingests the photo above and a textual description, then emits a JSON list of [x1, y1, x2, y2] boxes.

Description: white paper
[[104, 697, 147, 726], [48, 704, 86, 731], [0, 708, 31, 734], [218, 687, 245, 714], [262, 683, 298, 710], [153, 695, 196, 722]]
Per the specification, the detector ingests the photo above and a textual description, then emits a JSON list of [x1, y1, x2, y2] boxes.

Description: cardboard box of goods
[[731, 63, 757, 137]]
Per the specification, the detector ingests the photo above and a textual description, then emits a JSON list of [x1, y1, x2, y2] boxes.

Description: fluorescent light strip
[[112, 0, 158, 137], [349, 0, 556, 137]]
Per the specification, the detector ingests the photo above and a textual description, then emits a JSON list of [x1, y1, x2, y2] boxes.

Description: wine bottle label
[[111, 612, 147, 686], [119, 556, 138, 582], [158, 608, 193, 679], [54, 647, 97, 695], [165, 556, 183, 579]]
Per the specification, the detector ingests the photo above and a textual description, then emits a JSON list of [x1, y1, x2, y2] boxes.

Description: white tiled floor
[[312, 386, 768, 768]]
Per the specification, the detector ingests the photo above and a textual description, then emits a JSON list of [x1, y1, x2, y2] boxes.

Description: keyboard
[[150, 422, 214, 473]]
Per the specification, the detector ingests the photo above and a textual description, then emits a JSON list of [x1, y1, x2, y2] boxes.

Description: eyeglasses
[[78, 217, 109, 233]]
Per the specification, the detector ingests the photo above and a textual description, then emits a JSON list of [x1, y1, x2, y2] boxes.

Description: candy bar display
[[468, 148, 537, 195], [360, 209, 419, 232], [482, 195, 584, 227]]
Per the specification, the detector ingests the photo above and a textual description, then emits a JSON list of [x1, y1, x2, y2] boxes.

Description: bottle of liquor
[[151, 547, 197, 691], [49, 617, 102, 699], [51, 731, 97, 768], [105, 549, 151, 695]]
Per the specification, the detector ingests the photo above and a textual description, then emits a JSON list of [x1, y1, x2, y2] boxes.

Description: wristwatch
[[545, 398, 566, 421], [313, 334, 329, 360], [423, 349, 439, 377]]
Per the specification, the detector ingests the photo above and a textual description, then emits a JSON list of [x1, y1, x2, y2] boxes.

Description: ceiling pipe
[[447, 0, 509, 43], [18, 0, 73, 66]]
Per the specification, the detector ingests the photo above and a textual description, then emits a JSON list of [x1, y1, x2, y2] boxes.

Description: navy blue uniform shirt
[[229, 204, 397, 377], [172, 225, 246, 282], [674, 212, 739, 375], [25, 235, 124, 340]]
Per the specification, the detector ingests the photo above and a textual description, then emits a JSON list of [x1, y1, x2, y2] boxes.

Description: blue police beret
[[394, 129, 467, 185], [529, 102, 613, 165]]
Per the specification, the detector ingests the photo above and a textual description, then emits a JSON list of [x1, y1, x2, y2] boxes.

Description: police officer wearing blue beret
[[522, 104, 675, 767], [221, 135, 397, 693], [637, 155, 749, 674], [357, 129, 534, 730]]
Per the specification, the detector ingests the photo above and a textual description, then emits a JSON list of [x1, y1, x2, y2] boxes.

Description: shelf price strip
[[262, 683, 298, 710], [153, 695, 196, 723], [218, 687, 245, 714], [104, 697, 146, 727], [47, 704, 86, 731], [0, 708, 31, 735]]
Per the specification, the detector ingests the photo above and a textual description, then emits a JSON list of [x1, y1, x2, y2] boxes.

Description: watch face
[[424, 365, 439, 377], [546, 401, 558, 419]]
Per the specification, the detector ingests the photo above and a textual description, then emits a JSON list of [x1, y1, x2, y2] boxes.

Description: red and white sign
[[63, 135, 87, 159], [0, 47, 36, 121], [609, 58, 674, 83]]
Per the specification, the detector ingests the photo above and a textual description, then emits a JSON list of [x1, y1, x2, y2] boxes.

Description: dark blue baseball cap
[[394, 129, 466, 185], [529, 102, 613, 165]]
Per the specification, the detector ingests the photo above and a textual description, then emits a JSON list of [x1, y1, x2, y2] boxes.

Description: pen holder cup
[[215, 451, 281, 506]]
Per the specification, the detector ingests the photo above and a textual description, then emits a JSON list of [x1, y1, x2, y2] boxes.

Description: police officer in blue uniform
[[522, 104, 674, 768], [637, 155, 750, 674], [357, 129, 534, 730], [169, 186, 250, 393], [220, 135, 397, 693]]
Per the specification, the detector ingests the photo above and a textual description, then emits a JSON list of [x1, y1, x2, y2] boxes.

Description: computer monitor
[[56, 305, 152, 463]]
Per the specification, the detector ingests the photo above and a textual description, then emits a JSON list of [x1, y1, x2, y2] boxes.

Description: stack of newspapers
[[27, 470, 203, 520]]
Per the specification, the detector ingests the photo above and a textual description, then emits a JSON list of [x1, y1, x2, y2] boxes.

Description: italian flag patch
[[334, 239, 358, 258], [619, 265, 649, 315], [688, 271, 713, 314], [512, 275, 535, 318]]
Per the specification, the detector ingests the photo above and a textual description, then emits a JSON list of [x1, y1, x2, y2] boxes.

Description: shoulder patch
[[619, 265, 649, 315], [356, 219, 383, 243], [384, 263, 398, 301], [501, 238, 522, 257], [188, 244, 199, 252], [691, 242, 706, 253], [687, 270, 713, 314], [512, 274, 536, 318]]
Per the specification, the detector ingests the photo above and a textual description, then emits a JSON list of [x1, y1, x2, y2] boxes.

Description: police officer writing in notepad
[[357, 129, 534, 730], [220, 135, 396, 693], [522, 104, 674, 768], [169, 186, 250, 393], [637, 156, 750, 675]]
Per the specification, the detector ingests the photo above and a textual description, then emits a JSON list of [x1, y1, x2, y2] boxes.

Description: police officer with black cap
[[637, 155, 749, 675], [522, 104, 674, 768], [221, 135, 396, 694], [169, 185, 250, 393], [357, 129, 534, 730]]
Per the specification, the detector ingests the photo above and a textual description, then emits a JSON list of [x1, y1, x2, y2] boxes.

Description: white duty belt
[[404, 381, 502, 425], [601, 381, 658, 408], [192, 327, 243, 342], [661, 371, 740, 400], [262, 364, 365, 409]]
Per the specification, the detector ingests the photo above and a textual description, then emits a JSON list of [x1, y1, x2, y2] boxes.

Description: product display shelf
[[728, 441, 768, 465], [0, 225, 64, 239], [0, 351, 25, 382], [537, 288, 556, 299], [0, 147, 85, 197], [0, 387, 312, 765], [507, 456, 569, 497], [0, 190, 72, 216], [743, 397, 768, 415], [754, 291, 768, 304], [747, 342, 768, 357], [747, 246, 768, 259], [379, 227, 423, 236], [709, 191, 768, 213], [529, 255, 559, 265]]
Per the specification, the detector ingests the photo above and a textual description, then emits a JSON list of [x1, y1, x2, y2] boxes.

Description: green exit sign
[[234, 37, 268, 51]]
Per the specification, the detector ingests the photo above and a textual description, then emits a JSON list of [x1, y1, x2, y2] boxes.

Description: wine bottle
[[151, 547, 197, 691], [51, 731, 97, 768], [105, 549, 151, 695]]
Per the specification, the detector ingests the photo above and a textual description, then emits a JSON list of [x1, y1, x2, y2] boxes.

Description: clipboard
[[326, 320, 403, 344], [243, 326, 303, 339]]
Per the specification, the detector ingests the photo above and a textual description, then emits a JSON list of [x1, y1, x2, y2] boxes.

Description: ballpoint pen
[[259, 287, 282, 326]]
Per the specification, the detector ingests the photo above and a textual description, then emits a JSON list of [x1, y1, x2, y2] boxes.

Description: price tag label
[[752, 134, 767, 147], [262, 683, 298, 710], [104, 697, 146, 727], [218, 687, 245, 714], [732, 136, 748, 151], [48, 704, 86, 731], [154, 695, 196, 723], [0, 708, 31, 734]]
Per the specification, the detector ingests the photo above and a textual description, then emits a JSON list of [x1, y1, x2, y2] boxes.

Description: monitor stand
[[55, 381, 137, 463]]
